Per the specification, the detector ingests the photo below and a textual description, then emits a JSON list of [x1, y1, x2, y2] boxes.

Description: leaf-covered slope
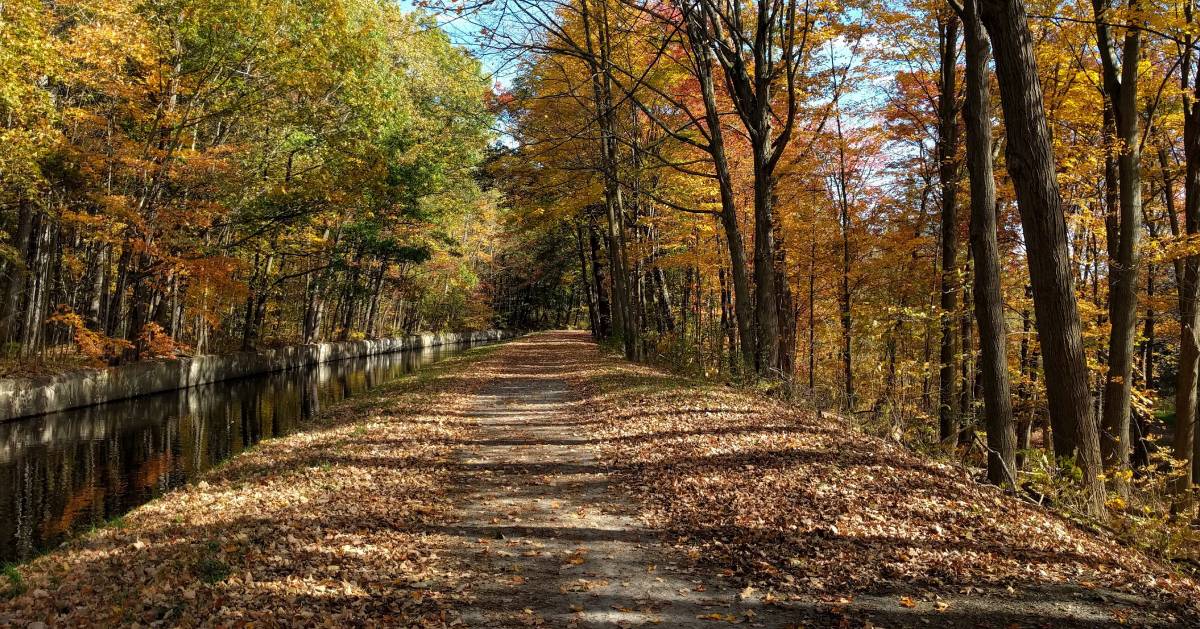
[[567, 339, 1200, 624]]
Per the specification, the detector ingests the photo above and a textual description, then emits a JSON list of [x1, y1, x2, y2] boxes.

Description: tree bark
[[1093, 0, 1143, 482], [588, 215, 612, 337], [581, 0, 636, 360], [978, 0, 1105, 515], [958, 0, 1017, 484], [1176, 30, 1200, 496], [0, 202, 35, 345], [937, 13, 962, 446], [577, 222, 600, 336]]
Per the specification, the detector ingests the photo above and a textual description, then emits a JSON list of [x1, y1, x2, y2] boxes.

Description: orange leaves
[[48, 305, 132, 365], [137, 322, 189, 359]]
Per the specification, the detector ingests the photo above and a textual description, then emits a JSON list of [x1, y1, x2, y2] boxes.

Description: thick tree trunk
[[1179, 49, 1200, 495], [753, 140, 781, 375], [978, 0, 1105, 515]]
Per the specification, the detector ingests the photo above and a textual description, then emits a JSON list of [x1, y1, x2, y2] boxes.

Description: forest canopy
[[0, 0, 497, 365]]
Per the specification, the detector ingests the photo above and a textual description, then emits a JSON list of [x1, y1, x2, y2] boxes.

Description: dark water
[[0, 342, 474, 565]]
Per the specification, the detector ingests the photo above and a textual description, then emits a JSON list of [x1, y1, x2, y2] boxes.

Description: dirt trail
[[437, 332, 1193, 628], [442, 342, 792, 628]]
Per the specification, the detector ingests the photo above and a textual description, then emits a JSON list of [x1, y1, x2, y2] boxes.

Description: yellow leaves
[[1150, 232, 1200, 265], [898, 596, 917, 608]]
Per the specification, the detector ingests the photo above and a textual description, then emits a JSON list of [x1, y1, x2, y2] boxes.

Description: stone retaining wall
[[0, 330, 514, 421]]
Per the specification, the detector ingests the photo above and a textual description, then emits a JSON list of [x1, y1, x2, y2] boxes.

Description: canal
[[0, 340, 481, 565]]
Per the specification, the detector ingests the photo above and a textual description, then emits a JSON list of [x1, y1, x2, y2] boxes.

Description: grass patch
[[195, 542, 231, 584], [1, 564, 26, 599]]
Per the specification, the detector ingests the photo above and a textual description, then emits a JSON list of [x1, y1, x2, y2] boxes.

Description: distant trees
[[0, 0, 496, 364]]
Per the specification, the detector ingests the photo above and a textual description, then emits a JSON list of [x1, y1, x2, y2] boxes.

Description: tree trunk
[[681, 4, 757, 376], [581, 0, 636, 360], [0, 201, 35, 345], [959, 0, 1017, 485], [959, 253, 976, 434], [365, 262, 387, 338], [834, 99, 855, 408], [1093, 0, 1143, 483], [588, 215, 612, 337], [687, 0, 807, 379], [652, 266, 675, 332], [774, 201, 796, 382], [978, 0, 1105, 515], [577, 222, 600, 336], [752, 130, 781, 375], [938, 13, 962, 446], [1177, 36, 1200, 496]]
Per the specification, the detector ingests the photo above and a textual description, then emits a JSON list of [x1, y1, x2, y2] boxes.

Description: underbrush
[[619, 333, 1200, 580], [862, 400, 1200, 577], [0, 343, 97, 378]]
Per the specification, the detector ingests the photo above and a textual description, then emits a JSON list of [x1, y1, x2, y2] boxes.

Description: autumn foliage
[[0, 0, 499, 366], [477, 0, 1200, 558]]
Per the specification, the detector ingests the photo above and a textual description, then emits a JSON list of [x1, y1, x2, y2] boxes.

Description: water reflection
[[0, 342, 464, 564]]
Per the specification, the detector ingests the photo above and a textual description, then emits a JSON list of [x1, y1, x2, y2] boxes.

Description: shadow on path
[[432, 331, 1185, 628]]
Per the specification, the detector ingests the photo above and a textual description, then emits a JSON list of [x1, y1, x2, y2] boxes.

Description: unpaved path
[[435, 332, 1195, 628], [441, 343, 791, 628]]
